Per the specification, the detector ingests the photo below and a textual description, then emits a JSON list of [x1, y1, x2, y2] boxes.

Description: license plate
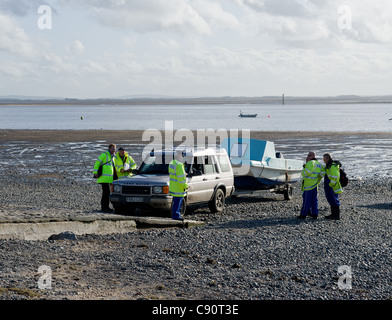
[[126, 197, 143, 203]]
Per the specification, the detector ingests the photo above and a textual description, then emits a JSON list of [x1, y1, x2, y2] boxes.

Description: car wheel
[[180, 199, 187, 216], [208, 188, 225, 213]]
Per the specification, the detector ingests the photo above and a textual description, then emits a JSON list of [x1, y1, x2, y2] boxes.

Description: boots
[[325, 206, 340, 220], [334, 206, 340, 220], [325, 206, 334, 219]]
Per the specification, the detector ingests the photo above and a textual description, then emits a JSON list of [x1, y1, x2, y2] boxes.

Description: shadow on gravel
[[359, 203, 392, 211], [210, 216, 310, 230], [226, 196, 280, 205]]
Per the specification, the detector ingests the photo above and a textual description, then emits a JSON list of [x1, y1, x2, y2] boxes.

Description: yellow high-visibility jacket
[[169, 159, 188, 197], [301, 159, 323, 192], [325, 162, 343, 194], [114, 151, 137, 180], [93, 151, 115, 184]]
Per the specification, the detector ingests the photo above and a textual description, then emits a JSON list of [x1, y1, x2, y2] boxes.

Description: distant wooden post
[[282, 93, 285, 105]]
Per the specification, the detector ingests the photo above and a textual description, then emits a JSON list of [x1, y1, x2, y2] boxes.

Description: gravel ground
[[1, 130, 392, 301]]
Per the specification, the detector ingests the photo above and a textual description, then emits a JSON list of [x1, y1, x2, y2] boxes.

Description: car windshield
[[139, 154, 191, 174]]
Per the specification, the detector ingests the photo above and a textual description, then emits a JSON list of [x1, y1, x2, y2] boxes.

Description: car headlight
[[113, 185, 122, 193], [153, 186, 169, 194], [153, 186, 163, 194]]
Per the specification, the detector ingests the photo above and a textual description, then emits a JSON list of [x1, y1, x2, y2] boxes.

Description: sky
[[1, 0, 392, 99]]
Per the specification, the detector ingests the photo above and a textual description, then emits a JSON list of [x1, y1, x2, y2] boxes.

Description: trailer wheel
[[283, 185, 293, 200]]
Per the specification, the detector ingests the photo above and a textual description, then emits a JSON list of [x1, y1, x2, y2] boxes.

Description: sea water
[[0, 103, 391, 132], [1, 103, 391, 181]]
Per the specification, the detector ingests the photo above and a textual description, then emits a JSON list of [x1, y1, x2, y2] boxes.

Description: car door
[[187, 156, 208, 203], [202, 155, 220, 201], [214, 154, 231, 195]]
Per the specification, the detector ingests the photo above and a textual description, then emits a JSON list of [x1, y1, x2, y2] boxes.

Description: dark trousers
[[171, 196, 183, 219], [324, 176, 340, 207], [100, 183, 111, 210], [300, 187, 318, 216]]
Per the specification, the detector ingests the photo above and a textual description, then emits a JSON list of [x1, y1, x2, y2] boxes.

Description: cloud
[[240, 0, 317, 17], [150, 38, 180, 50], [0, 62, 24, 78], [2, 0, 392, 98], [0, 13, 37, 59], [0, 0, 43, 16], [63, 0, 210, 34], [66, 40, 85, 56], [82, 60, 107, 74], [237, 0, 392, 47], [338, 2, 392, 44], [192, 0, 240, 31]]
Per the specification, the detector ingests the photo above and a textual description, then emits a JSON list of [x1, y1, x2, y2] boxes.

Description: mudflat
[[2, 128, 392, 142]]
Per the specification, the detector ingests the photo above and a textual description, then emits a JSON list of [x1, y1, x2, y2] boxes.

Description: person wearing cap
[[169, 149, 189, 221], [93, 143, 116, 212], [323, 153, 342, 220], [297, 151, 323, 219], [114, 147, 137, 180]]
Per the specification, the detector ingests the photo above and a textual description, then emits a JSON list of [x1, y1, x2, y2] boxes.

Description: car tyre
[[208, 188, 225, 213]]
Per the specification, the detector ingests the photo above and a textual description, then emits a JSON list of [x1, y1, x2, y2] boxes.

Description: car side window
[[218, 155, 231, 172], [204, 156, 216, 174], [190, 156, 204, 176]]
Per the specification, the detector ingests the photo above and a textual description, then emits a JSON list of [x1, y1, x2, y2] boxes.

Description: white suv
[[109, 147, 234, 215]]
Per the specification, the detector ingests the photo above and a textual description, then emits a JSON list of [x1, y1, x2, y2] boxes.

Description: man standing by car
[[93, 143, 116, 212], [169, 149, 189, 221], [114, 147, 137, 180]]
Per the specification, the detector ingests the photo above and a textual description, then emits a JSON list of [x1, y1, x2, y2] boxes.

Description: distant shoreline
[[1, 95, 392, 106]]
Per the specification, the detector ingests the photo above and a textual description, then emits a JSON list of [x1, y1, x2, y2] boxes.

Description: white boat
[[221, 138, 304, 199]]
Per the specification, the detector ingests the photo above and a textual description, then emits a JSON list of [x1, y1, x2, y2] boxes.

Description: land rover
[[109, 147, 234, 215]]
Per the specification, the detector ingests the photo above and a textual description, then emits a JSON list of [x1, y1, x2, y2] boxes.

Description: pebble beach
[[1, 129, 392, 301]]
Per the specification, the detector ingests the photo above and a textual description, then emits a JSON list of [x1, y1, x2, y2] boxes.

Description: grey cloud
[[0, 0, 32, 16], [240, 0, 330, 17], [63, 0, 211, 34], [241, 0, 308, 16], [262, 0, 311, 17], [0, 0, 57, 16]]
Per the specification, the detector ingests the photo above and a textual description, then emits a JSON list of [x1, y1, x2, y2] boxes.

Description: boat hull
[[221, 138, 303, 191], [239, 114, 257, 118], [233, 166, 302, 190]]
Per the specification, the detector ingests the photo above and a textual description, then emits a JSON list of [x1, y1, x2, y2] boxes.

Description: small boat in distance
[[239, 110, 257, 118]]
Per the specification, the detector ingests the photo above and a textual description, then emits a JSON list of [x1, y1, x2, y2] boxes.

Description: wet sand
[[2, 129, 392, 143], [2, 129, 392, 182]]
